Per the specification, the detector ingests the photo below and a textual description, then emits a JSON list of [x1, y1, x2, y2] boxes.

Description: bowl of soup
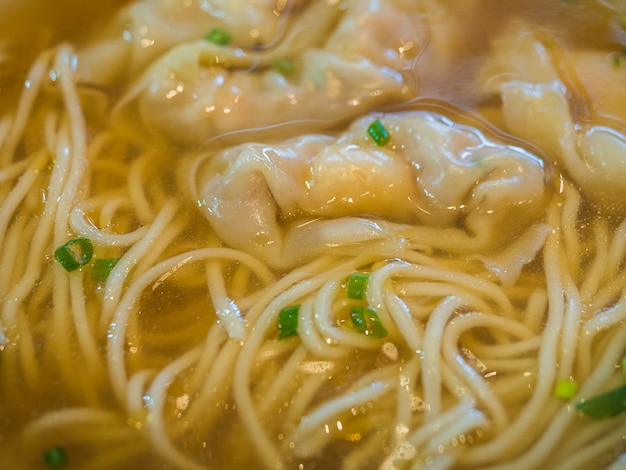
[[1, 0, 625, 468]]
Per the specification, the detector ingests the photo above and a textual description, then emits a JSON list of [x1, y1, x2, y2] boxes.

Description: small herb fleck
[[43, 446, 68, 468]]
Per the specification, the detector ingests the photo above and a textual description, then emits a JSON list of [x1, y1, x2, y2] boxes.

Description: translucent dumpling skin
[[108, 0, 424, 146], [198, 111, 547, 269], [76, 0, 297, 86], [482, 27, 626, 208]]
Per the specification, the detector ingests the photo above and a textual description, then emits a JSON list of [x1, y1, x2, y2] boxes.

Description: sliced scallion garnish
[[272, 58, 296, 77], [554, 379, 578, 399], [350, 306, 387, 338], [347, 272, 369, 300], [54, 238, 93, 272], [43, 446, 68, 468], [278, 305, 300, 339], [367, 119, 390, 146], [205, 27, 231, 46], [91, 258, 120, 282], [576, 384, 626, 420]]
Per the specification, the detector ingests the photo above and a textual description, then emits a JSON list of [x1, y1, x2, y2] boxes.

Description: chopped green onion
[[272, 58, 296, 76], [367, 119, 390, 146], [278, 305, 299, 339], [91, 258, 120, 282], [54, 238, 93, 272], [350, 306, 387, 338], [576, 384, 626, 420], [554, 379, 578, 399], [43, 446, 68, 468], [347, 272, 369, 300], [205, 27, 231, 46], [621, 356, 626, 380], [613, 52, 624, 68]]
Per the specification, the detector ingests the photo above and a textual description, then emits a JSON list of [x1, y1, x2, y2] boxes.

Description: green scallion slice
[[205, 27, 231, 46], [622, 356, 626, 380], [350, 306, 387, 338], [278, 305, 300, 339], [347, 272, 369, 300], [554, 379, 578, 399], [272, 58, 296, 77], [91, 258, 120, 282], [367, 119, 390, 146], [43, 446, 68, 468], [576, 384, 626, 420], [54, 238, 93, 272]]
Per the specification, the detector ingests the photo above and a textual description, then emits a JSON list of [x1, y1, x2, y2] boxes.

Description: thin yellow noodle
[[257, 344, 308, 418], [383, 291, 424, 350], [182, 340, 241, 436], [0, 157, 29, 186], [186, 323, 227, 390], [291, 366, 397, 458], [558, 273, 582, 380], [21, 408, 124, 444], [0, 208, 29, 295], [405, 399, 477, 453], [43, 109, 60, 156], [284, 371, 330, 427], [298, 297, 351, 358], [588, 269, 626, 313], [466, 335, 540, 358], [606, 218, 626, 278], [144, 345, 207, 470], [577, 297, 626, 379], [423, 408, 488, 456], [560, 183, 582, 279], [421, 296, 466, 421], [206, 259, 246, 340], [133, 218, 187, 280], [69, 273, 104, 382], [0, 49, 54, 167], [70, 197, 149, 247], [315, 278, 387, 350], [99, 200, 179, 330], [393, 355, 422, 447], [580, 220, 609, 299], [128, 151, 159, 223], [523, 288, 549, 332], [0, 156, 39, 253], [126, 368, 157, 420], [490, 374, 536, 405], [16, 304, 39, 393], [442, 314, 538, 429]]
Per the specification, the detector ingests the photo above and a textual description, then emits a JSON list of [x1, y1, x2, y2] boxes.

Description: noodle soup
[[1, 1, 626, 469]]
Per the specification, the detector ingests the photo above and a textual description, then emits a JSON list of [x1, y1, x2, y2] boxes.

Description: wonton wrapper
[[198, 111, 547, 270], [76, 0, 304, 86], [107, 0, 424, 146], [483, 26, 626, 208]]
